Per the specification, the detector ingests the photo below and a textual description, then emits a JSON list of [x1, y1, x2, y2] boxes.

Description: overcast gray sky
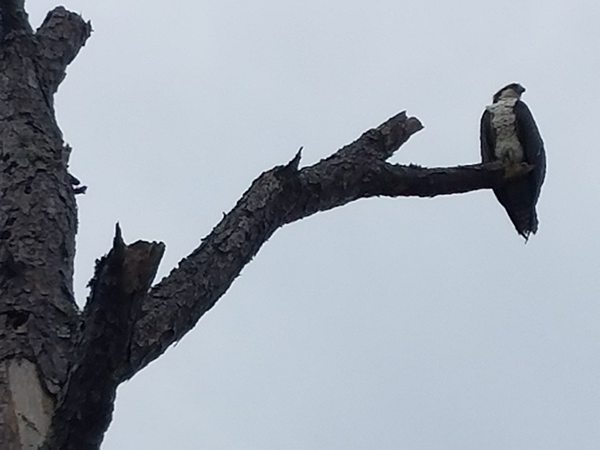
[[29, 0, 600, 448]]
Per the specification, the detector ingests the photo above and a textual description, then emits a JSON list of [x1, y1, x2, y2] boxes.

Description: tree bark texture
[[0, 5, 90, 450], [0, 4, 528, 449]]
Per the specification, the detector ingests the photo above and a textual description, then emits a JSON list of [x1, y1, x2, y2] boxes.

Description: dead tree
[[0, 2, 521, 449]]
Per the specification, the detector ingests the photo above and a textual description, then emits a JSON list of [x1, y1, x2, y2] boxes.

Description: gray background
[[29, 0, 600, 448]]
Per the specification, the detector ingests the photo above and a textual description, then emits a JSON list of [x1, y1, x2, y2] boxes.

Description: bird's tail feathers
[[494, 181, 539, 241]]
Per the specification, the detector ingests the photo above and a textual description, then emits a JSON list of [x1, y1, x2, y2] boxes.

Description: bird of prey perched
[[480, 83, 546, 240]]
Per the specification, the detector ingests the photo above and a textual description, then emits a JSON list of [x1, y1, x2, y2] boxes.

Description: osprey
[[480, 83, 546, 240]]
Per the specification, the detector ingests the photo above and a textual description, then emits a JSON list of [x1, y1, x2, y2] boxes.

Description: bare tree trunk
[[0, 3, 89, 449], [0, 3, 524, 449]]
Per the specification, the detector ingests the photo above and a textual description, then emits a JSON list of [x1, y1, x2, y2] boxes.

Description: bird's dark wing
[[514, 100, 546, 201], [480, 109, 496, 163], [493, 176, 538, 239], [481, 102, 543, 239]]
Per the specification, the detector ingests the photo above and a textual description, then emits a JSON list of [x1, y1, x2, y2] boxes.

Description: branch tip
[[113, 223, 124, 254], [406, 117, 424, 134], [372, 111, 423, 159], [285, 147, 302, 171], [376, 111, 422, 135]]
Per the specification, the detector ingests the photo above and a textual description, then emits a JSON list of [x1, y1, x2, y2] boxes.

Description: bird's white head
[[493, 83, 526, 103]]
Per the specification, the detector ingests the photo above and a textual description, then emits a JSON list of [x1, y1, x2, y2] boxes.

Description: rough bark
[[0, 5, 90, 449], [0, 0, 32, 39], [0, 4, 531, 450], [127, 113, 522, 379], [43, 225, 164, 450]]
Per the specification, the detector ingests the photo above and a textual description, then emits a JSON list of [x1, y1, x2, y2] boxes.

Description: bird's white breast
[[486, 98, 524, 163]]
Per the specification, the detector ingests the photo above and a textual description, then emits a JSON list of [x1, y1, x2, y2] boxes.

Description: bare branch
[[43, 225, 164, 450], [284, 160, 512, 224], [124, 111, 511, 378], [35, 7, 92, 96]]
